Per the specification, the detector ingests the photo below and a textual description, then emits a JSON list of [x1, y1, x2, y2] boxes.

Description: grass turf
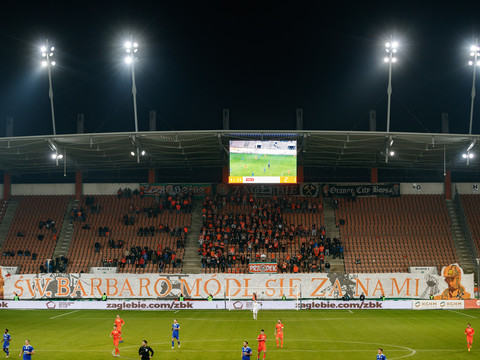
[[0, 308, 478, 360], [230, 153, 296, 178]]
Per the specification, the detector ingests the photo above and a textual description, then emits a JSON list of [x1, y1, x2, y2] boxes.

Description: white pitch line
[[348, 310, 353, 313], [449, 310, 477, 318], [34, 349, 415, 353], [174, 310, 179, 313], [49, 310, 80, 319]]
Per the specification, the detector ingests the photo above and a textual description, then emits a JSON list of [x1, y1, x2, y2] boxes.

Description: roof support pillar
[[444, 170, 452, 200], [3, 173, 11, 200], [371, 167, 378, 183], [75, 170, 82, 201], [148, 168, 156, 183]]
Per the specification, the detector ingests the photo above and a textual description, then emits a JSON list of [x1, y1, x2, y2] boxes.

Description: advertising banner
[[0, 300, 223, 311], [214, 183, 400, 198], [90, 267, 117, 274], [248, 263, 278, 274], [228, 300, 412, 311], [0, 300, 412, 311], [409, 267, 438, 275], [140, 183, 212, 197], [412, 300, 464, 310], [0, 267, 18, 275], [464, 299, 480, 309], [322, 183, 400, 197], [215, 183, 301, 197], [295, 300, 412, 310], [1, 264, 473, 300]]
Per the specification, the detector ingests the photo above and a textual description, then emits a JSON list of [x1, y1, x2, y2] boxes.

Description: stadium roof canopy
[[0, 130, 478, 175]]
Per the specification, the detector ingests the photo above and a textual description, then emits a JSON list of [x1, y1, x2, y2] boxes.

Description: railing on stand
[[454, 185, 480, 298]]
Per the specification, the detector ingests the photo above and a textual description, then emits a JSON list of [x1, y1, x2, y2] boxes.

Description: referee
[[139, 340, 154, 360]]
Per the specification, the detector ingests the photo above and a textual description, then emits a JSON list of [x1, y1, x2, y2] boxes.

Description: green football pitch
[[230, 153, 296, 177], [0, 308, 478, 360]]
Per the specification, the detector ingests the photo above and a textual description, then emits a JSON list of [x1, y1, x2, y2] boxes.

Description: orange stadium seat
[[0, 195, 71, 274], [336, 195, 457, 273]]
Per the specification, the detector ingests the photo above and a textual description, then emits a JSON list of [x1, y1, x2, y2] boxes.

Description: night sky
[[2, 1, 480, 137]]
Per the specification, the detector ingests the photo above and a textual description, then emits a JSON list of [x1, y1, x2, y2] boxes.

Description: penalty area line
[[49, 310, 80, 319], [448, 310, 477, 318]]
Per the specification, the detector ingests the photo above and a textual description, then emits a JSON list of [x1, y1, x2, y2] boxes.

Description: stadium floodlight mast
[[41, 39, 57, 136], [466, 43, 480, 165], [383, 38, 398, 163], [468, 43, 480, 136], [124, 38, 139, 133]]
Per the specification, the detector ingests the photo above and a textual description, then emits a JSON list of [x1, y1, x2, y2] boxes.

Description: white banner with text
[[412, 300, 465, 310], [0, 300, 412, 311], [0, 264, 472, 300]]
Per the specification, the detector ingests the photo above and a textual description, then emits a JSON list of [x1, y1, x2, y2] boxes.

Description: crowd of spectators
[[2, 250, 37, 260], [89, 190, 192, 272], [39, 256, 68, 273], [101, 245, 182, 271], [198, 194, 340, 273]]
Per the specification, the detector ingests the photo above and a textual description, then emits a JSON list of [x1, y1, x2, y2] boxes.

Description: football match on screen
[[229, 140, 297, 184]]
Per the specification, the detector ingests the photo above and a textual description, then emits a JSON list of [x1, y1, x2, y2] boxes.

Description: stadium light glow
[[41, 39, 57, 136], [50, 153, 63, 160], [124, 37, 139, 133]]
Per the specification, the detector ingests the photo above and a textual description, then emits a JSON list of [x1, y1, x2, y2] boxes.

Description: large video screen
[[229, 140, 297, 184]]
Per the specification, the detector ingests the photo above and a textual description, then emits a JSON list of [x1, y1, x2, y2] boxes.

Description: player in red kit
[[110, 325, 121, 357], [274, 319, 284, 348], [114, 315, 125, 343], [257, 329, 266, 360], [465, 323, 475, 351]]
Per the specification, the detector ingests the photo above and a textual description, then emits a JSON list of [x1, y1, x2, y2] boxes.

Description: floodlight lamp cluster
[[384, 41, 398, 63], [124, 41, 139, 64], [50, 153, 63, 160], [130, 149, 146, 156], [469, 45, 480, 66], [41, 45, 56, 67], [384, 136, 395, 158], [462, 139, 477, 161]]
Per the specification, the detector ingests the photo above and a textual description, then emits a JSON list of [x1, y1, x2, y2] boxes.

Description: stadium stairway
[[0, 199, 18, 251], [181, 200, 203, 274], [52, 198, 77, 259], [323, 199, 346, 273], [447, 199, 476, 274]]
